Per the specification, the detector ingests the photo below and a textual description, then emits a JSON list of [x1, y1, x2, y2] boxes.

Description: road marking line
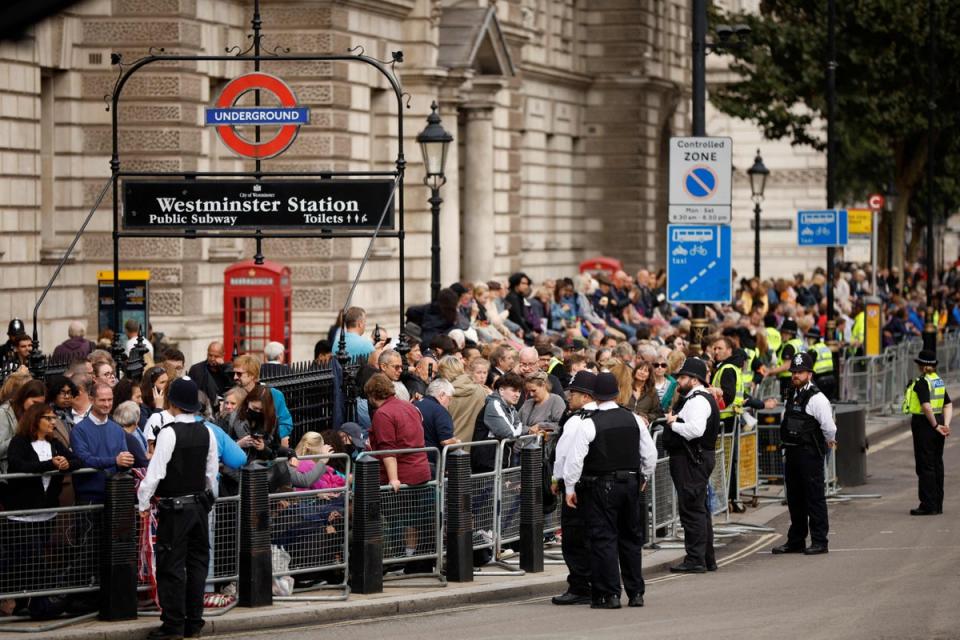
[[868, 430, 912, 454]]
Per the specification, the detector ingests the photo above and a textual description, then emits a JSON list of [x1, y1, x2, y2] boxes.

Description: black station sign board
[[122, 180, 395, 230]]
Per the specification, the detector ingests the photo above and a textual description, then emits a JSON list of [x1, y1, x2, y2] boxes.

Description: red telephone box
[[223, 260, 292, 359]]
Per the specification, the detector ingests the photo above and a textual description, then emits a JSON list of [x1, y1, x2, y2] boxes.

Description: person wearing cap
[[766, 318, 804, 401], [562, 372, 657, 609], [771, 352, 837, 556], [138, 378, 219, 640], [0, 319, 25, 363], [805, 327, 836, 400], [550, 371, 598, 606], [902, 349, 952, 516], [662, 357, 720, 573]]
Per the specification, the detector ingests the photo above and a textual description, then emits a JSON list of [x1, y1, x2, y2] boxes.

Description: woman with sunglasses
[[629, 362, 664, 424], [652, 357, 679, 413]]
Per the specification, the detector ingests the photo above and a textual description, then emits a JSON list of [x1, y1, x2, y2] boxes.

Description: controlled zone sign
[[797, 209, 848, 247], [667, 224, 732, 304], [668, 137, 732, 224], [205, 72, 310, 159]]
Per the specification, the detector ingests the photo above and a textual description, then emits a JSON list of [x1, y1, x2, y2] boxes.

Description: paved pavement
[[3, 393, 954, 640], [210, 418, 960, 640]]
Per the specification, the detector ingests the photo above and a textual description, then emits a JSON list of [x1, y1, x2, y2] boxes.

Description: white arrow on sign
[[868, 193, 885, 211]]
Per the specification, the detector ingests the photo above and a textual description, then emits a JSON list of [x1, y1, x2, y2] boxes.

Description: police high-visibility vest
[[903, 372, 945, 415], [851, 312, 865, 344], [743, 347, 758, 393], [765, 327, 782, 356], [712, 362, 744, 419], [777, 338, 804, 378], [811, 341, 834, 375], [548, 356, 563, 376]]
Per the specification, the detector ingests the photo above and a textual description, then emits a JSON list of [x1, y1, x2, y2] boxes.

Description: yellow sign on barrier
[[738, 431, 758, 491], [848, 208, 872, 235]]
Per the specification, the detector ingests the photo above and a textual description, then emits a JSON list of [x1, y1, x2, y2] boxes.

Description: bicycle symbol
[[690, 245, 708, 257]]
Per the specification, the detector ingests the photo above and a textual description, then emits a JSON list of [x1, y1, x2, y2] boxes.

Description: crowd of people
[[0, 255, 957, 624]]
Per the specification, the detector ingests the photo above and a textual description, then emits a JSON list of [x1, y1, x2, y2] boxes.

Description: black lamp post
[[416, 101, 453, 302], [747, 149, 769, 279]]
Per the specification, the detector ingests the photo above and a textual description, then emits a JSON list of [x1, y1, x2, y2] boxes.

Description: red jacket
[[368, 396, 431, 486]]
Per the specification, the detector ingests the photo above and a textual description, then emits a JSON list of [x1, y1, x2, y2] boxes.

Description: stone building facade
[[0, 0, 692, 362]]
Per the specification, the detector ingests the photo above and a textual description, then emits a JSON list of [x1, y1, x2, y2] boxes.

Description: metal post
[[754, 200, 762, 279], [350, 455, 383, 593], [429, 185, 443, 302], [239, 464, 272, 607], [100, 473, 138, 621], [826, 0, 839, 374], [871, 208, 879, 294], [518, 445, 544, 573], [690, 0, 708, 349], [445, 449, 474, 582], [924, 0, 938, 352]]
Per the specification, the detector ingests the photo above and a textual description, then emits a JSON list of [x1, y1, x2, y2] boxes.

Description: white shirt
[[86, 411, 109, 426], [124, 337, 154, 357], [144, 409, 173, 442], [562, 401, 658, 495], [137, 412, 219, 511], [553, 401, 598, 481], [672, 385, 714, 441], [794, 382, 838, 443]]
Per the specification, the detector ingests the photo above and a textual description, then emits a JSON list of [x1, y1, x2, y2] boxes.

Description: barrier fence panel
[[490, 435, 540, 574], [211, 495, 241, 585], [737, 424, 760, 501], [266, 453, 351, 600], [438, 440, 500, 557], [757, 423, 784, 480], [362, 447, 444, 585], [708, 432, 728, 518], [648, 428, 677, 546]]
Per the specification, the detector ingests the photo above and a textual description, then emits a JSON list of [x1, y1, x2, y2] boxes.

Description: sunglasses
[[40, 415, 58, 422], [653, 363, 668, 368]]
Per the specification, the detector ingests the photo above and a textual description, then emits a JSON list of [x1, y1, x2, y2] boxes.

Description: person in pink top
[[294, 431, 345, 491]]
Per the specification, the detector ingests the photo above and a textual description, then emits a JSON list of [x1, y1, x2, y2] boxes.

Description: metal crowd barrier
[[708, 430, 728, 519], [268, 453, 351, 601], [438, 440, 499, 571], [361, 446, 445, 586], [647, 428, 677, 546], [488, 434, 540, 575], [736, 419, 760, 503]]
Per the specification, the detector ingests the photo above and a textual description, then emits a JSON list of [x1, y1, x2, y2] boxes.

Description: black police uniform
[[149, 418, 214, 638], [663, 385, 720, 571], [553, 407, 593, 604], [578, 405, 646, 607], [775, 352, 833, 554]]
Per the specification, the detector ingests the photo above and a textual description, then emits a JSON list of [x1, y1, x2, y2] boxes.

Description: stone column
[[461, 104, 495, 284], [438, 99, 461, 287]]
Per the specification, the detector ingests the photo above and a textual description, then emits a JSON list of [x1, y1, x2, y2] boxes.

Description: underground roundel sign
[[204, 73, 310, 159]]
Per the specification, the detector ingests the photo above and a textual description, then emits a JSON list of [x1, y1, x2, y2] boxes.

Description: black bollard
[[239, 464, 272, 607], [519, 445, 544, 573], [350, 456, 383, 593], [445, 450, 473, 582], [100, 473, 138, 620]]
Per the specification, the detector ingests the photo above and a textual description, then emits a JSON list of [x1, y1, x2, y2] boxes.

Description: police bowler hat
[[6, 318, 23, 336], [805, 327, 821, 340], [789, 352, 815, 373], [915, 350, 938, 366], [567, 371, 597, 396], [675, 357, 709, 384], [592, 372, 620, 402], [167, 377, 202, 413], [780, 318, 799, 334]]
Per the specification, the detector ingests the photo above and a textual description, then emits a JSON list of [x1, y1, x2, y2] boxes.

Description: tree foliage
[[710, 0, 960, 271]]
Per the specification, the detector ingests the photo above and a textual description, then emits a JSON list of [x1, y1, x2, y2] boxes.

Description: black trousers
[[911, 417, 946, 512], [560, 498, 592, 596], [784, 445, 828, 546], [669, 450, 716, 567], [579, 476, 645, 600], [156, 501, 210, 633]]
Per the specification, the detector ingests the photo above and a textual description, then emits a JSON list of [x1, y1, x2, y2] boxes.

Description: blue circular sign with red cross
[[205, 73, 310, 159], [684, 165, 718, 199]]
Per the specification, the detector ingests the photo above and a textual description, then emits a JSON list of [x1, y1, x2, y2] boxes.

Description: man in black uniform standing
[[138, 378, 219, 640], [550, 370, 597, 605], [902, 349, 952, 516], [772, 352, 836, 555], [663, 357, 720, 573], [562, 373, 657, 609]]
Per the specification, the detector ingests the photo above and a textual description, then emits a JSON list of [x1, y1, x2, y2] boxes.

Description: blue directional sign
[[797, 209, 848, 247], [667, 224, 732, 304]]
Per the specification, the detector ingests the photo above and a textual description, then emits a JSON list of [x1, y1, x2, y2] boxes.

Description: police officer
[[767, 318, 803, 401], [563, 372, 657, 609], [902, 349, 952, 516], [550, 370, 597, 606], [805, 327, 836, 400], [138, 378, 219, 640], [710, 336, 745, 509], [0, 318, 24, 363], [662, 358, 720, 573], [771, 352, 836, 556]]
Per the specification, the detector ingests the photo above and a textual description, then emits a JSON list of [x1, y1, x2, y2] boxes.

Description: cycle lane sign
[[797, 209, 848, 247], [667, 224, 732, 304]]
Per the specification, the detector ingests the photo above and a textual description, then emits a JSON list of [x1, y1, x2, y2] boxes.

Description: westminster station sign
[[122, 180, 396, 230]]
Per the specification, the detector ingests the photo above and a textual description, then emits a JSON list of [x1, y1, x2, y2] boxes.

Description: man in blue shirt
[[331, 306, 375, 362], [72, 382, 133, 503], [412, 378, 458, 477]]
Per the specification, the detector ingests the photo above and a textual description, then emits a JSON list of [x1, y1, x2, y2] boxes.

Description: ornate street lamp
[[747, 149, 769, 279], [416, 101, 453, 302]]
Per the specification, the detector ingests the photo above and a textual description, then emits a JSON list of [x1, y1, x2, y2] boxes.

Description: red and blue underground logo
[[205, 72, 310, 159]]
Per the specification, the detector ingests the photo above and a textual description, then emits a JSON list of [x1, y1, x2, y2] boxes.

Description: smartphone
[[373, 324, 382, 343]]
